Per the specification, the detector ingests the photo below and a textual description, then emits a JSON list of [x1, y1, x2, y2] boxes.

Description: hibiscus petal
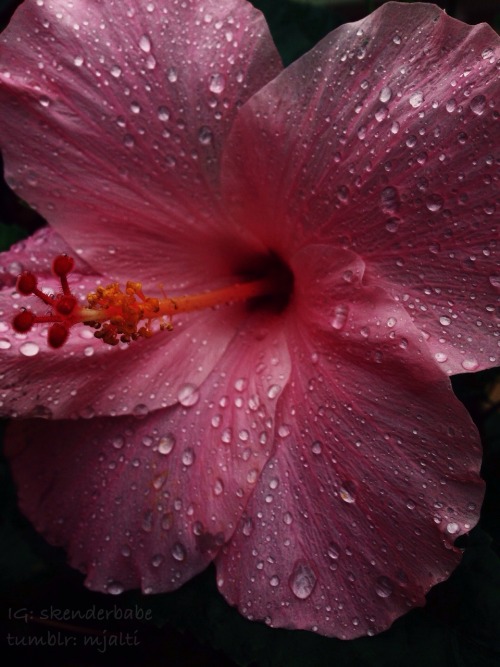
[[0, 228, 242, 419], [6, 312, 291, 593], [0, 0, 281, 286], [216, 244, 484, 638], [222, 2, 499, 374]]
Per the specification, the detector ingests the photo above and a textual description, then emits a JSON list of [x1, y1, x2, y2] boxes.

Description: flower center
[[12, 254, 293, 348]]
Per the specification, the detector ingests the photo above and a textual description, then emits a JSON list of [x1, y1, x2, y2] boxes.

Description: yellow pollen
[[78, 275, 282, 346]]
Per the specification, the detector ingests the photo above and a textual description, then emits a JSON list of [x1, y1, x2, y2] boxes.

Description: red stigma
[[17, 271, 38, 295], [12, 255, 79, 348], [52, 254, 74, 277]]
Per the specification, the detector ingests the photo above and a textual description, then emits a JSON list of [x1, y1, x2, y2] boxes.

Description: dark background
[[1, 1, 499, 665]]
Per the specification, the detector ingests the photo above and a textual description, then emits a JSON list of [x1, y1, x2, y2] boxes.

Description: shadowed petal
[[222, 2, 499, 374], [6, 312, 291, 593], [0, 0, 281, 288], [216, 244, 484, 637]]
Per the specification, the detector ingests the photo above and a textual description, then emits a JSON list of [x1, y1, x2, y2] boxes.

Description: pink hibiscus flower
[[0, 0, 498, 639]]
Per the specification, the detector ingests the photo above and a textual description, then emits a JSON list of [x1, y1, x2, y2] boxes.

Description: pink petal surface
[[222, 2, 499, 375], [0, 228, 243, 419], [0, 0, 282, 289], [6, 313, 291, 593], [217, 244, 484, 637]]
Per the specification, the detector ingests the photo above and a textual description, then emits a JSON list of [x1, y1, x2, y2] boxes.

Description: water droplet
[[446, 522, 459, 534], [177, 383, 200, 407], [439, 316, 451, 326], [375, 576, 393, 598], [311, 441, 322, 455], [461, 358, 479, 371], [198, 125, 213, 145], [327, 543, 340, 560], [171, 542, 186, 561], [380, 186, 400, 214], [269, 575, 280, 587], [379, 86, 392, 103], [488, 275, 500, 288], [434, 352, 448, 363], [470, 95, 486, 116], [107, 581, 124, 595], [214, 478, 224, 496], [151, 554, 164, 568], [339, 481, 357, 504], [208, 73, 225, 94], [181, 448, 195, 466], [375, 106, 388, 122], [139, 34, 152, 53], [110, 64, 122, 78], [289, 561, 317, 600], [158, 433, 175, 455], [157, 105, 170, 121], [73, 55, 84, 67], [133, 403, 148, 417], [0, 338, 12, 350], [385, 217, 400, 233], [331, 304, 349, 330], [20, 342, 39, 357], [112, 435, 125, 449], [130, 101, 141, 114], [409, 91, 424, 108], [426, 194, 444, 212], [39, 95, 50, 108], [123, 134, 135, 148], [267, 384, 281, 400]]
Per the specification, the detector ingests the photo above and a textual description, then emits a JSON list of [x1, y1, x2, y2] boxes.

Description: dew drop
[[158, 433, 175, 455], [289, 561, 317, 600], [379, 86, 392, 103], [439, 316, 451, 326], [461, 358, 479, 371], [198, 125, 213, 145], [208, 73, 225, 94], [0, 338, 12, 350], [20, 342, 39, 357], [139, 34, 152, 53], [385, 217, 400, 233], [107, 582, 124, 595], [375, 576, 393, 598], [327, 543, 340, 560], [434, 352, 448, 363], [311, 441, 322, 455], [181, 448, 195, 466], [470, 95, 486, 116], [133, 403, 148, 417], [267, 384, 281, 400], [112, 435, 125, 449], [409, 91, 424, 108], [177, 383, 200, 407], [171, 542, 186, 562], [269, 575, 280, 587], [151, 554, 164, 568], [380, 186, 400, 214], [489, 275, 500, 288], [426, 194, 444, 212], [331, 304, 349, 330], [446, 522, 459, 534], [73, 55, 84, 67], [214, 478, 224, 496], [167, 67, 178, 83], [39, 95, 50, 108], [110, 65, 122, 78], [339, 481, 357, 504]]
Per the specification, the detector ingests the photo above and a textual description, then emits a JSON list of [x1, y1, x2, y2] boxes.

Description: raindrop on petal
[[177, 383, 200, 407], [288, 561, 317, 600]]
